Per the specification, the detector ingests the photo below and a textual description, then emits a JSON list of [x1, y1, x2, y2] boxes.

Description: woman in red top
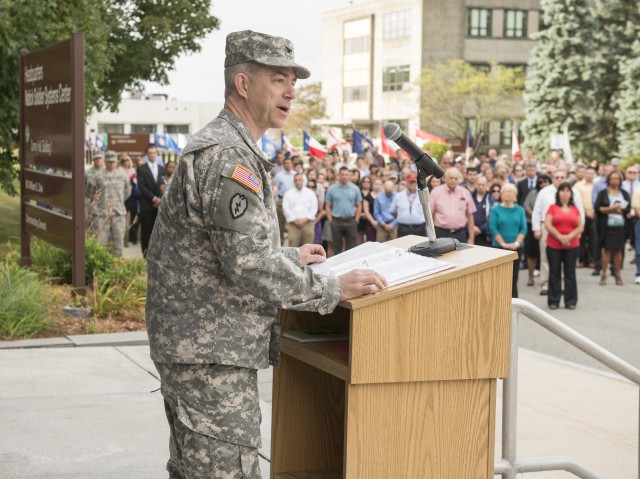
[[545, 183, 584, 310]]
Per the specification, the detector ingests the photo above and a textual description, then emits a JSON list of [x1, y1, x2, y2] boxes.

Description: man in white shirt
[[390, 173, 426, 238], [532, 169, 585, 295], [282, 173, 318, 246], [275, 156, 296, 244]]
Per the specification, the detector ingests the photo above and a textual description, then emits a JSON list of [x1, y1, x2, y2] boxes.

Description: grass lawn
[[0, 188, 20, 256]]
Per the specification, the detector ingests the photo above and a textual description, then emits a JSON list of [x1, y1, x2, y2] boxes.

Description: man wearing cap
[[390, 173, 426, 238], [145, 30, 387, 479], [373, 180, 398, 242], [88, 151, 131, 257]]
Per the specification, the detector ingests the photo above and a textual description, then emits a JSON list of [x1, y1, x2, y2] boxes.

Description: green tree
[[285, 82, 327, 139], [0, 0, 219, 195], [522, 0, 597, 159], [615, 38, 640, 158], [593, 0, 640, 159], [418, 59, 525, 151]]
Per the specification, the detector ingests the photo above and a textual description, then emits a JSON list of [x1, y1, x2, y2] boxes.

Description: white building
[[86, 92, 223, 138], [322, 0, 540, 149]]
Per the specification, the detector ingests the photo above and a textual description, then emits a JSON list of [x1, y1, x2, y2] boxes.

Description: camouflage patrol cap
[[105, 150, 118, 162], [224, 30, 311, 79]]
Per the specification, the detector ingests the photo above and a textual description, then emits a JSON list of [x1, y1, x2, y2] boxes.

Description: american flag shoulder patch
[[230, 164, 262, 194]]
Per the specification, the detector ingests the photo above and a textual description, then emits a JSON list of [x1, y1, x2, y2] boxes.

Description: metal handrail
[[495, 299, 640, 479]]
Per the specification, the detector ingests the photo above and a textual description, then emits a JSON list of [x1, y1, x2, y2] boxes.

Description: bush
[[90, 274, 146, 319], [31, 235, 115, 284], [423, 141, 449, 162], [0, 262, 49, 339], [28, 235, 147, 322]]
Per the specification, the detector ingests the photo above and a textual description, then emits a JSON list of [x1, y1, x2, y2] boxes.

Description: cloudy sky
[[142, 0, 360, 103]]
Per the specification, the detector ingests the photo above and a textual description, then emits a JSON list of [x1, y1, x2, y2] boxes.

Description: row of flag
[[261, 128, 452, 160]]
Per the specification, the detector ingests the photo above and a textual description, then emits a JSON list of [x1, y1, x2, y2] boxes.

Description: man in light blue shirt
[[374, 180, 398, 242], [325, 167, 362, 254], [592, 162, 613, 205], [390, 173, 426, 238]]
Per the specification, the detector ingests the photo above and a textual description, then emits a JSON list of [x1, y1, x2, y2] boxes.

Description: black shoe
[[540, 289, 548, 296], [591, 268, 601, 276]]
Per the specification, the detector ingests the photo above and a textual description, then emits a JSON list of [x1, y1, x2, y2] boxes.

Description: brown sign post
[[20, 33, 85, 294], [107, 133, 150, 162]]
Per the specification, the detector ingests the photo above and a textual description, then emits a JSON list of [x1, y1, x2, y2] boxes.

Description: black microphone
[[383, 123, 445, 179]]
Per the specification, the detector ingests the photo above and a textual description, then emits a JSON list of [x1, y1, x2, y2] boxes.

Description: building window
[[97, 123, 124, 134], [500, 120, 513, 146], [344, 86, 368, 102], [383, 65, 410, 92], [344, 35, 370, 54], [504, 10, 527, 38], [470, 63, 491, 73], [383, 10, 411, 40], [131, 124, 156, 133], [468, 8, 492, 37], [164, 124, 190, 134]]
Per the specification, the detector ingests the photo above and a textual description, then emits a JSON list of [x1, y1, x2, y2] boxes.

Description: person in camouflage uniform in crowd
[[88, 151, 131, 257], [145, 30, 387, 479], [84, 151, 104, 219]]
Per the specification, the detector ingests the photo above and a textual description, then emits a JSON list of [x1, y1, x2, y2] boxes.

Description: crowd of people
[[84, 138, 640, 307], [270, 145, 640, 308], [84, 144, 176, 257]]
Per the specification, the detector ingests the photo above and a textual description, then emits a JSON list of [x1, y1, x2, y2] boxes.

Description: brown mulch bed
[[30, 284, 147, 339]]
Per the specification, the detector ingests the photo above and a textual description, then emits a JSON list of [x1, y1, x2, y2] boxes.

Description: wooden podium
[[271, 238, 516, 479]]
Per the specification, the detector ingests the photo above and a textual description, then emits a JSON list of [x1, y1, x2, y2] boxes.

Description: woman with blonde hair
[[489, 183, 527, 297]]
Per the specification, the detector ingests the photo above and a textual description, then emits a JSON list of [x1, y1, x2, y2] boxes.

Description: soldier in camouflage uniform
[[89, 151, 131, 257], [146, 30, 387, 479], [85, 152, 104, 220]]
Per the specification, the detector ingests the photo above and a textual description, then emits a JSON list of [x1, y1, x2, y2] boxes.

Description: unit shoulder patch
[[230, 193, 248, 219]]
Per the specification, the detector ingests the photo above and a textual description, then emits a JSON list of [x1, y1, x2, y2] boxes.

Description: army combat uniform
[[146, 107, 341, 478], [89, 159, 131, 257], [84, 165, 103, 219]]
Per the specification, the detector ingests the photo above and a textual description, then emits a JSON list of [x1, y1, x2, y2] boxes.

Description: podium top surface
[[339, 236, 517, 310]]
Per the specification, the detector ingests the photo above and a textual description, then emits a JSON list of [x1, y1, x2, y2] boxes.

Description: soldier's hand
[[339, 269, 388, 301], [299, 244, 326, 266]]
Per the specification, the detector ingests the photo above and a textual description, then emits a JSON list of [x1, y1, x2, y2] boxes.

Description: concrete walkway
[[0, 338, 636, 478]]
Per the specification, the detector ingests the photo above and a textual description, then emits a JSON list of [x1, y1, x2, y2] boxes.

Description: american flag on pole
[[231, 164, 262, 194]]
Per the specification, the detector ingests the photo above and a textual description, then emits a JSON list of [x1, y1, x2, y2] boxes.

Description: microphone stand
[[409, 166, 462, 258], [416, 174, 437, 241]]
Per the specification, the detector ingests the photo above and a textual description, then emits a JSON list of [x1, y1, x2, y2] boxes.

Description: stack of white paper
[[309, 242, 454, 287]]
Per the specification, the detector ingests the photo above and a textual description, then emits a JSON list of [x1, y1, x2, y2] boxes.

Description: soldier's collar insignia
[[231, 164, 262, 194], [230, 193, 248, 219]]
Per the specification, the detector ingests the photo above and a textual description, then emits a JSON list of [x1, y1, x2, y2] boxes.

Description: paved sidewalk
[[0, 341, 636, 478]]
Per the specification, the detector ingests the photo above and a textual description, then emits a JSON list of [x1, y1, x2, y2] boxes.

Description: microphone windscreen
[[383, 123, 401, 141]]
